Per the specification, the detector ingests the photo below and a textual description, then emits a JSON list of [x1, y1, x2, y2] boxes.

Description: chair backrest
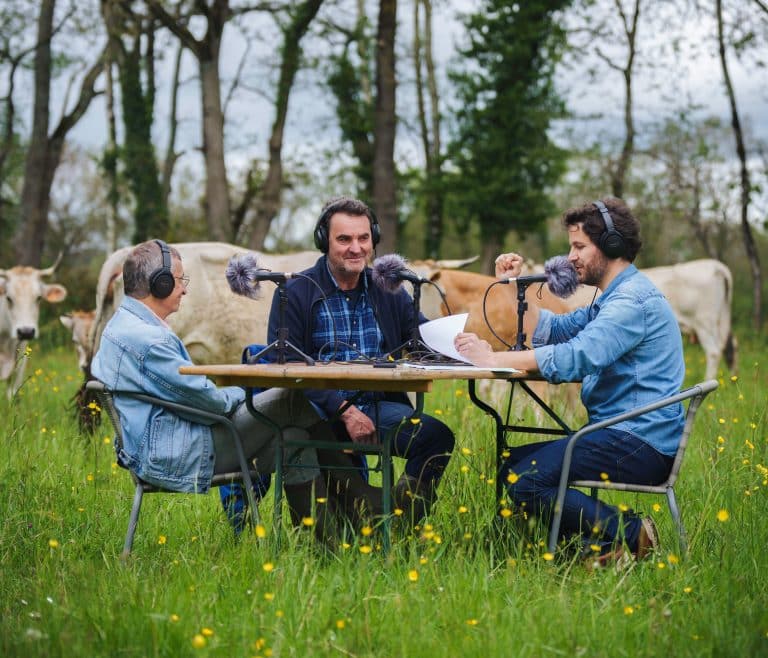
[[665, 379, 718, 487], [86, 380, 128, 463]]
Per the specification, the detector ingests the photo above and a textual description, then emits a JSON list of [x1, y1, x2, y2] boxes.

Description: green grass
[[1, 338, 767, 657]]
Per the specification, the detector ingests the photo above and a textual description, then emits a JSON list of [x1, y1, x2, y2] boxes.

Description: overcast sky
[[51, 1, 768, 242]]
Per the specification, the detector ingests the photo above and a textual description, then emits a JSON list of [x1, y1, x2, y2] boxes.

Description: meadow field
[[1, 330, 766, 657]]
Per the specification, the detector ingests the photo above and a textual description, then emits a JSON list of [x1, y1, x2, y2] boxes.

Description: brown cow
[[413, 264, 578, 416]]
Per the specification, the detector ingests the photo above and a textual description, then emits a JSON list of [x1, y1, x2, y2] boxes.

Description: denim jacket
[[92, 296, 245, 492], [532, 265, 685, 456]]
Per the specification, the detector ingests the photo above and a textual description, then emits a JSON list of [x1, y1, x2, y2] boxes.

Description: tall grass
[[1, 338, 766, 657]]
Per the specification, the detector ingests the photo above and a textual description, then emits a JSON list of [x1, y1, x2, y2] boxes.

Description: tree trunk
[[372, 0, 397, 254], [245, 0, 324, 250], [14, 0, 55, 266], [610, 0, 640, 199], [414, 0, 444, 259], [717, 0, 762, 329], [147, 0, 231, 242], [480, 234, 502, 276]]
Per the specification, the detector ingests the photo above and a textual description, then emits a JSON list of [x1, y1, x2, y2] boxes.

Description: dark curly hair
[[562, 198, 642, 262]]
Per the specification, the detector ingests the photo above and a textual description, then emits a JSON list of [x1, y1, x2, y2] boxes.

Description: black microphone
[[501, 255, 579, 299], [226, 252, 299, 299], [371, 254, 429, 293]]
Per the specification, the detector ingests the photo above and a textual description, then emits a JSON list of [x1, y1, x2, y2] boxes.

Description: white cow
[[59, 310, 95, 375], [83, 242, 320, 379], [0, 261, 68, 397], [524, 259, 737, 380]]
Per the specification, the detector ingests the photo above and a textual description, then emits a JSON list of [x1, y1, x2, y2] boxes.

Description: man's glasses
[[176, 275, 190, 288]]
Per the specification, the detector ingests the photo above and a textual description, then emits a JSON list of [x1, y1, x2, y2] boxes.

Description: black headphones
[[592, 200, 626, 259], [313, 200, 381, 253], [149, 239, 175, 299]]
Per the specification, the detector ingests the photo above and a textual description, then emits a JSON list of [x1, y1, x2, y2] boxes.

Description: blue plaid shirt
[[313, 263, 384, 404]]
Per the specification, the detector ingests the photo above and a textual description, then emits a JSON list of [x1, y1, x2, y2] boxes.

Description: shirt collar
[[593, 264, 638, 312]]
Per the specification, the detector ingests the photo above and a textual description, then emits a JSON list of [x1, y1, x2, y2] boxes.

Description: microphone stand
[[384, 280, 438, 360], [248, 281, 315, 365], [513, 280, 533, 352]]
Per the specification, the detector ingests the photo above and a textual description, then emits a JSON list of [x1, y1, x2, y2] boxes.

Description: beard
[[579, 251, 610, 287]]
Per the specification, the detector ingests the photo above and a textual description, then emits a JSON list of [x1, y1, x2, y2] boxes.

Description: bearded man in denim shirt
[[93, 240, 335, 537], [455, 198, 685, 563]]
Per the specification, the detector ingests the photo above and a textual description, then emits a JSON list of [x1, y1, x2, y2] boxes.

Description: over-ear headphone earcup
[[313, 222, 328, 253], [593, 200, 626, 259], [599, 231, 625, 259], [149, 240, 175, 298]]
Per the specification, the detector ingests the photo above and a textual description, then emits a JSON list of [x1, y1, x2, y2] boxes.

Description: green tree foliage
[[327, 19, 375, 200], [447, 0, 571, 269]]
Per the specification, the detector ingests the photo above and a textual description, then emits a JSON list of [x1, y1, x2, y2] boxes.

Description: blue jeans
[[359, 401, 454, 488], [502, 429, 673, 552]]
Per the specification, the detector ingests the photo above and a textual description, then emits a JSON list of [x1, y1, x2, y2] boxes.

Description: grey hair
[[123, 240, 182, 298]]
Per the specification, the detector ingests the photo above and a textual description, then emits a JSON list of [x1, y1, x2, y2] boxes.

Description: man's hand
[[339, 403, 378, 444], [454, 332, 495, 367], [495, 252, 524, 279]]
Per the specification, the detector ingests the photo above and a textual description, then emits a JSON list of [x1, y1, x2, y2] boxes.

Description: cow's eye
[[6, 297, 12, 308]]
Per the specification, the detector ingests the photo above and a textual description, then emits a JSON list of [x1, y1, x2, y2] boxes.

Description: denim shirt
[[532, 265, 685, 456], [92, 296, 245, 492]]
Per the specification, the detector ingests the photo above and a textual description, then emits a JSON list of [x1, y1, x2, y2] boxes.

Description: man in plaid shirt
[[267, 197, 455, 525]]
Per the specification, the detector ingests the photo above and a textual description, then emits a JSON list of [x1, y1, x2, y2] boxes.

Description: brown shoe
[[635, 517, 659, 560], [584, 547, 635, 572]]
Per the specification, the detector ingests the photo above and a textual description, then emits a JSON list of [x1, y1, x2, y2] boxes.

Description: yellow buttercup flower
[[158, 535, 167, 545], [255, 524, 267, 538], [336, 619, 346, 630], [302, 516, 314, 527], [408, 570, 419, 582], [624, 606, 634, 615], [359, 545, 373, 554], [542, 552, 554, 561], [191, 635, 206, 649], [48, 539, 60, 549], [201, 628, 214, 637], [506, 472, 519, 484], [716, 509, 729, 522], [263, 562, 275, 572], [361, 526, 373, 537]]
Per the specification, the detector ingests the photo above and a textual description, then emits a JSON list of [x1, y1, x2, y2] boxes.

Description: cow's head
[[0, 261, 68, 341], [60, 310, 95, 373]]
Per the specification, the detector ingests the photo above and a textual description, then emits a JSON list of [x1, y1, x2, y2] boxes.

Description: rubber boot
[[283, 475, 337, 546], [393, 473, 437, 528], [317, 448, 384, 529]]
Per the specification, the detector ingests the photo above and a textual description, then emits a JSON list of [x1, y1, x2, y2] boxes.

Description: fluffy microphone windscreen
[[544, 255, 579, 298], [371, 253, 408, 293], [226, 253, 262, 299]]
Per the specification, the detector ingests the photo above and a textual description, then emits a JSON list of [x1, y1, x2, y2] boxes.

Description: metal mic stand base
[[249, 338, 315, 366], [512, 281, 532, 352]]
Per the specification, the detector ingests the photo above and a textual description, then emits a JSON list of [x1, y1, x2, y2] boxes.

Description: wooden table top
[[179, 361, 529, 393]]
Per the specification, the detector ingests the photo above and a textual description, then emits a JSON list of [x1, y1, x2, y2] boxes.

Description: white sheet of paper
[[418, 313, 471, 363]]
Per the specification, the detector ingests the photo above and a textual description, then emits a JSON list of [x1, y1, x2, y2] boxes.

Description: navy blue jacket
[[266, 256, 426, 417]]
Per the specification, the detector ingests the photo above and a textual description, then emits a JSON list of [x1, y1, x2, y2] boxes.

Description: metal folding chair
[[86, 380, 267, 558], [547, 379, 719, 554]]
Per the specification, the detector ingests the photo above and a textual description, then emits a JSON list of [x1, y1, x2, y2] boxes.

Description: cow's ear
[[430, 271, 442, 282], [43, 284, 67, 304], [59, 315, 73, 329]]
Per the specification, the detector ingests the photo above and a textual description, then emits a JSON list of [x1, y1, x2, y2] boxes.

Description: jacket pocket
[[147, 413, 192, 478]]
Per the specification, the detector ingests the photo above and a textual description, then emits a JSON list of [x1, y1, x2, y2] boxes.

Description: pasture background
[[1, 325, 766, 657]]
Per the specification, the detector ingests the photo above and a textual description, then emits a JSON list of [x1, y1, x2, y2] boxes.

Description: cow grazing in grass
[[0, 259, 68, 397]]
